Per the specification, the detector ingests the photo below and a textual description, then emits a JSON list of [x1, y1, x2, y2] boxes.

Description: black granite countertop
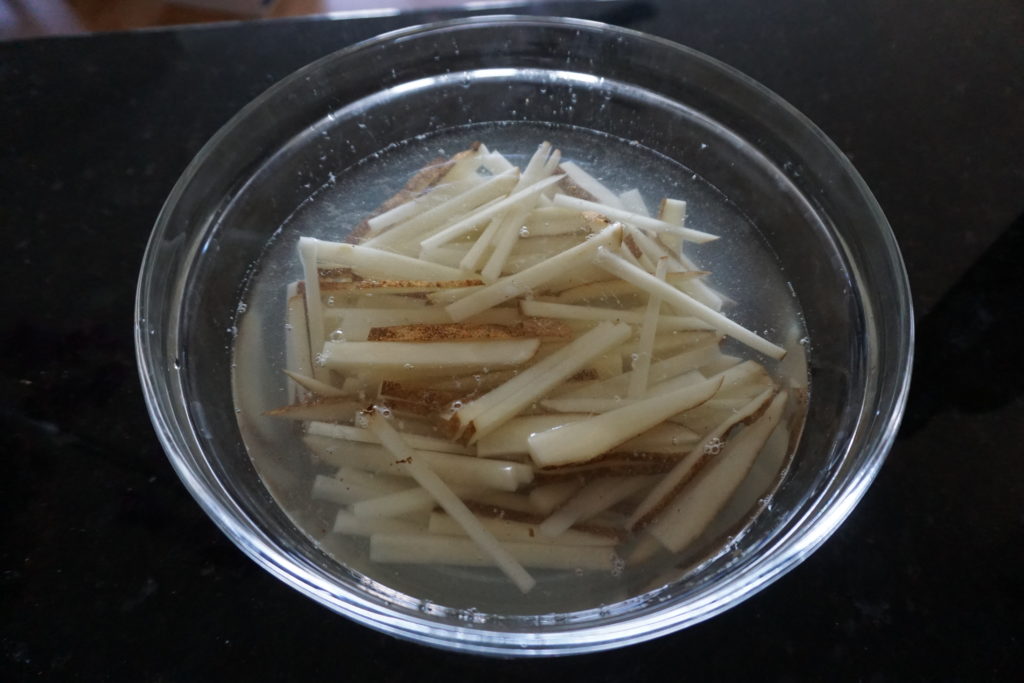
[[2, 0, 1022, 679]]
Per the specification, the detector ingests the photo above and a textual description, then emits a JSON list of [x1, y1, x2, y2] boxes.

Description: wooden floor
[[2, 0, 506, 39]]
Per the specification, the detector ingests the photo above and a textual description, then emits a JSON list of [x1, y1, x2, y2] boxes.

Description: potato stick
[[320, 339, 540, 373], [307, 421, 474, 456], [333, 510, 425, 536], [420, 174, 565, 251], [648, 392, 788, 552], [367, 319, 570, 343], [365, 411, 536, 592], [517, 300, 712, 331], [463, 491, 538, 515], [499, 253, 554, 275], [674, 398, 752, 434], [455, 322, 633, 441], [480, 145, 562, 281], [701, 351, 744, 377], [553, 194, 719, 244], [508, 235, 586, 256], [589, 351, 623, 379], [476, 414, 590, 457], [528, 376, 723, 468], [305, 436, 530, 491], [539, 476, 656, 537], [523, 206, 591, 236], [316, 240, 476, 282], [480, 149, 516, 174], [282, 369, 347, 398], [619, 330, 719, 360], [558, 161, 624, 208], [445, 223, 623, 322], [540, 366, 705, 413], [628, 226, 728, 312], [438, 146, 488, 183], [264, 397, 364, 422], [420, 245, 472, 269], [619, 422, 700, 453], [362, 168, 518, 251], [285, 288, 314, 402], [425, 285, 484, 306], [627, 387, 776, 529], [528, 480, 585, 514], [552, 271, 701, 305], [618, 188, 651, 216], [349, 294, 429, 310], [428, 512, 616, 547], [628, 258, 669, 398], [298, 238, 329, 381], [319, 278, 484, 295], [624, 226, 658, 271], [656, 196, 688, 256], [594, 247, 786, 359], [312, 474, 410, 506], [366, 176, 480, 234], [658, 197, 687, 226], [459, 213, 506, 272], [621, 245, 648, 275], [324, 307, 519, 338], [351, 486, 441, 518], [555, 342, 719, 400], [370, 533, 617, 572], [333, 466, 411, 495]]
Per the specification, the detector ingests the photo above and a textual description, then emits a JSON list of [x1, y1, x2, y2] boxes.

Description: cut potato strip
[[553, 271, 704, 305], [522, 206, 592, 236], [539, 476, 656, 537], [304, 436, 530, 492], [445, 223, 623, 322], [476, 414, 589, 457], [317, 240, 476, 281], [428, 512, 616, 547], [307, 421, 474, 456], [594, 247, 787, 360], [558, 161, 624, 208], [298, 238, 329, 381], [528, 479, 585, 514], [419, 174, 565, 251], [366, 318, 571, 343], [319, 278, 483, 294], [528, 376, 723, 468], [518, 300, 713, 331], [319, 338, 540, 372], [370, 534, 617, 572], [351, 486, 443, 518], [555, 342, 720, 400], [285, 287, 314, 402], [365, 410, 536, 593], [628, 256, 667, 398], [553, 194, 719, 244], [618, 188, 651, 216], [282, 369, 347, 398], [365, 175, 481, 235], [264, 397, 364, 422], [363, 168, 519, 251], [312, 474, 411, 506], [333, 510, 425, 536], [647, 392, 788, 552], [627, 387, 777, 529], [453, 322, 633, 441]]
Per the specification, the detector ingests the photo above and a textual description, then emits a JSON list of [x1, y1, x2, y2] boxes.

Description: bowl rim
[[135, 13, 914, 656]]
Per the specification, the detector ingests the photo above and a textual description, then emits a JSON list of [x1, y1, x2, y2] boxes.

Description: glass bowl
[[135, 15, 912, 656]]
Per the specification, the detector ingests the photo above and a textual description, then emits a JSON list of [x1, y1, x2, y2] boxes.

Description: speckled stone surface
[[2, 0, 1022, 679]]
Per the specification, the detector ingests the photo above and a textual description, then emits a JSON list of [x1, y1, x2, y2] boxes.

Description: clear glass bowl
[[135, 16, 912, 656]]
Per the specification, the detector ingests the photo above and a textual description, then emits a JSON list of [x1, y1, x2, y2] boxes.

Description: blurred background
[[1, 0, 523, 39]]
